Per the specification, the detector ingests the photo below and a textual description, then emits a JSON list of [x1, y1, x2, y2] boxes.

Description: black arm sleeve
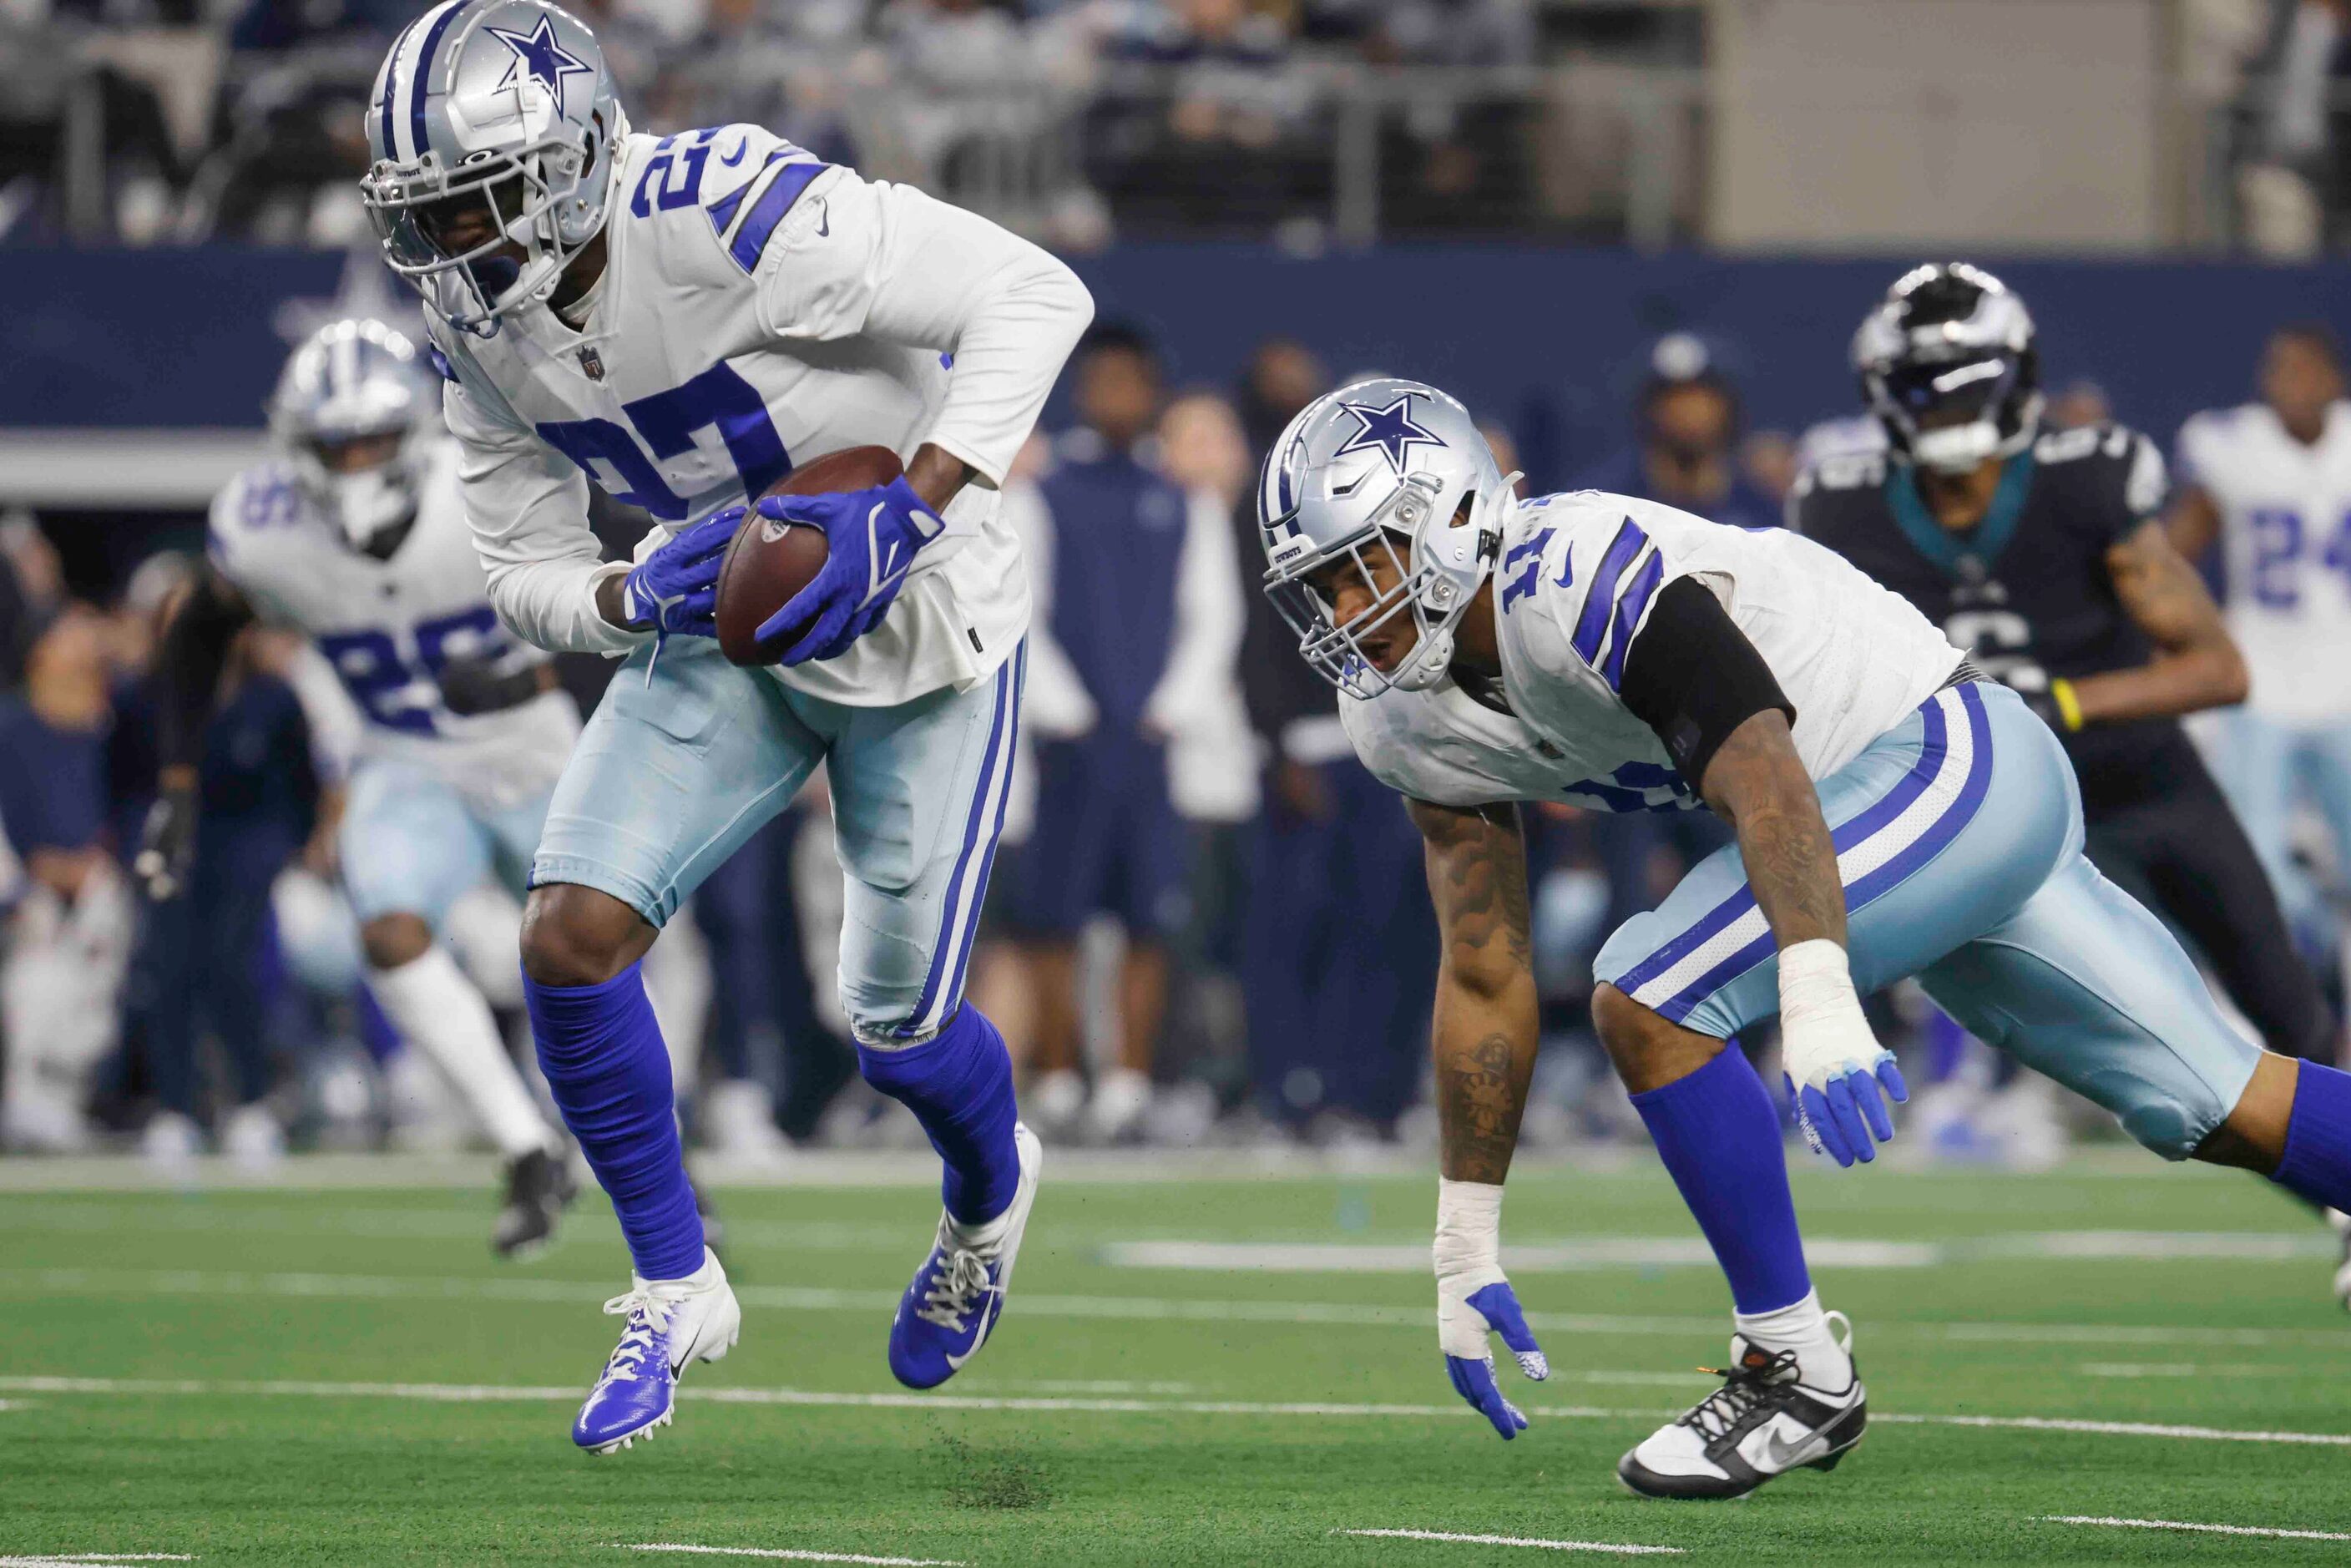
[[1615, 577, 1795, 790], [154, 570, 252, 774]]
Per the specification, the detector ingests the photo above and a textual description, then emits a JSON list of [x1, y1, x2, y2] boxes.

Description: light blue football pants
[[533, 637, 1024, 1043], [339, 759, 551, 926], [2207, 707, 2351, 937], [1595, 680, 2263, 1159]]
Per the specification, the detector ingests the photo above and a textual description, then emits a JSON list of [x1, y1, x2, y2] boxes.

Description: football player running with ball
[[358, 0, 1089, 1453], [1256, 377, 2351, 1499]]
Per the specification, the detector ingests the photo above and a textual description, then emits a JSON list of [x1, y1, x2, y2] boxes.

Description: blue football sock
[[523, 963, 704, 1281], [1630, 1041, 1813, 1314], [2273, 1060, 2351, 1211], [858, 1005, 1019, 1226]]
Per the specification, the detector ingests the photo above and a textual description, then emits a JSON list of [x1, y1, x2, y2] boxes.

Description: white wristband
[[1777, 938, 1863, 1030], [1433, 1177, 1504, 1279]]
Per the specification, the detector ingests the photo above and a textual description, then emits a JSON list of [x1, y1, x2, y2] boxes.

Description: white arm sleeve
[[756, 172, 1094, 488], [442, 374, 645, 657]]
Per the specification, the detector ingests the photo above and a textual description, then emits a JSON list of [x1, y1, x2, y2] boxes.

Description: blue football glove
[[1778, 939, 1909, 1167], [620, 507, 743, 639], [1439, 1277, 1549, 1439], [753, 477, 945, 665]]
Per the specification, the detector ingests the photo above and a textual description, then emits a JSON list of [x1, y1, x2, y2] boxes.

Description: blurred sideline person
[[1235, 340, 1435, 1135], [139, 320, 577, 1254], [1001, 325, 1241, 1142], [2171, 325, 2351, 956], [0, 607, 129, 1151], [1796, 267, 2343, 1281]]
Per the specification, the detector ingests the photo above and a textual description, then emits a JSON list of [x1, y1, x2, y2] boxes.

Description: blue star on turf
[[486, 15, 593, 100], [1332, 394, 1443, 474]]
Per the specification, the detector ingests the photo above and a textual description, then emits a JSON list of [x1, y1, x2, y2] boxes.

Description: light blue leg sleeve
[[1919, 852, 2263, 1161]]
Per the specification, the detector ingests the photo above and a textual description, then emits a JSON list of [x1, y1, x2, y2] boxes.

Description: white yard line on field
[[1337, 1530, 1682, 1555], [0, 1555, 196, 1565], [2040, 1516, 2351, 1541], [9, 1266, 2351, 1352], [1100, 1232, 2334, 1274], [11, 1374, 2351, 1448], [619, 1545, 967, 1565], [2076, 1363, 2306, 1380]]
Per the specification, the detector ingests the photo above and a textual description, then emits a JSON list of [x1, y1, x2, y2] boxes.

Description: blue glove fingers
[[1878, 1056, 1910, 1105], [753, 493, 835, 526], [1797, 1081, 1853, 1166], [1463, 1282, 1547, 1378], [776, 596, 854, 666], [677, 508, 745, 552], [1823, 1073, 1876, 1164], [761, 565, 847, 647], [1852, 1065, 1896, 1145], [1445, 1356, 1526, 1439]]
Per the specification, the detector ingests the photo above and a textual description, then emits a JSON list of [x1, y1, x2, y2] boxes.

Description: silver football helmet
[[269, 319, 442, 553], [358, 0, 626, 336], [1258, 377, 1516, 698], [1853, 262, 2043, 476]]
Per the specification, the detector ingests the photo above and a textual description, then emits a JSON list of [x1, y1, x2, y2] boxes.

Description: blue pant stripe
[[901, 656, 1014, 1035], [1651, 684, 1994, 1023], [942, 640, 1025, 1014], [1613, 689, 1956, 1001]]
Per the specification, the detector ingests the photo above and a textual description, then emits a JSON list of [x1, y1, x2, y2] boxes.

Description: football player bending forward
[[1256, 377, 2351, 1498]]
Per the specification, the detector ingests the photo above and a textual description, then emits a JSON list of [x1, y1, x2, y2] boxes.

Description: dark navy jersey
[[1790, 422, 2202, 810], [1035, 428, 1188, 731]]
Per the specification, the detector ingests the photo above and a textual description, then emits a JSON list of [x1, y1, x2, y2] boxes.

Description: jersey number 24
[[2246, 506, 2351, 610]]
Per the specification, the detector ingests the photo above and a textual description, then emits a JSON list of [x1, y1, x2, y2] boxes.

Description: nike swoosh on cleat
[[1757, 1429, 1822, 1470]]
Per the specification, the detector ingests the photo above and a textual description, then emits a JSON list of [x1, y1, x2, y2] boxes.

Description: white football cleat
[[1620, 1313, 1867, 1500]]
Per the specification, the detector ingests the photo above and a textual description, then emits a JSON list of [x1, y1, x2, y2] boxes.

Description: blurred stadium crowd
[[13, 0, 2351, 253], [3, 296, 2346, 1171]]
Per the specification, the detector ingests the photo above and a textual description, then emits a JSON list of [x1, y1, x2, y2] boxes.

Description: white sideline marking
[[11, 1266, 2351, 1352], [1338, 1530, 1682, 1555], [0, 1556, 195, 1565], [13, 1375, 2351, 1448], [1102, 1231, 2333, 1275], [2076, 1362, 2304, 1380], [620, 1545, 966, 1565], [2041, 1515, 2351, 1542], [1878, 1414, 2351, 1447]]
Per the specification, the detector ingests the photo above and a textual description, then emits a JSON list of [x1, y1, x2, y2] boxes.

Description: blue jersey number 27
[[535, 361, 793, 521]]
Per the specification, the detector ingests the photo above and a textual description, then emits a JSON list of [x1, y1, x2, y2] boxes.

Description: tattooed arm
[[1697, 709, 1845, 951], [1410, 795, 1553, 1434], [1407, 797, 1539, 1185], [2075, 519, 2248, 724]]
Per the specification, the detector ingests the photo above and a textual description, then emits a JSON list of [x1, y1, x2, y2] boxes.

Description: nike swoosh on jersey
[[719, 138, 748, 165], [814, 200, 829, 237]]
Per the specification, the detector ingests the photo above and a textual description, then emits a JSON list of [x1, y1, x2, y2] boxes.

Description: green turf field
[[5, 1152, 2351, 1565]]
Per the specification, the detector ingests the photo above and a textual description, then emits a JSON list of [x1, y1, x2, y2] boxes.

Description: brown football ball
[[714, 445, 906, 666]]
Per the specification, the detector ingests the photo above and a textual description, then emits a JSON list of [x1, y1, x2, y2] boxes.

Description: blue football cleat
[[888, 1122, 1042, 1389], [573, 1247, 741, 1455]]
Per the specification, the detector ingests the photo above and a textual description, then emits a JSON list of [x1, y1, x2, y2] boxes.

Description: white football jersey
[[208, 438, 580, 807], [2176, 400, 2351, 723], [1342, 490, 1963, 809], [427, 124, 1090, 708]]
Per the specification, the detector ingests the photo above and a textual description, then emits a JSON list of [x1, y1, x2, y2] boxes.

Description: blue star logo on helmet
[[1332, 393, 1443, 474], [486, 14, 593, 101]]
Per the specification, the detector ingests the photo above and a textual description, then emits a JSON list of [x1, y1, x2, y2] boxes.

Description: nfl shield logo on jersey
[[578, 346, 605, 382]]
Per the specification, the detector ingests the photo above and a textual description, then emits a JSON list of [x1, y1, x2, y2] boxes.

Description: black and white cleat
[[492, 1147, 578, 1260], [1618, 1316, 1867, 1500]]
